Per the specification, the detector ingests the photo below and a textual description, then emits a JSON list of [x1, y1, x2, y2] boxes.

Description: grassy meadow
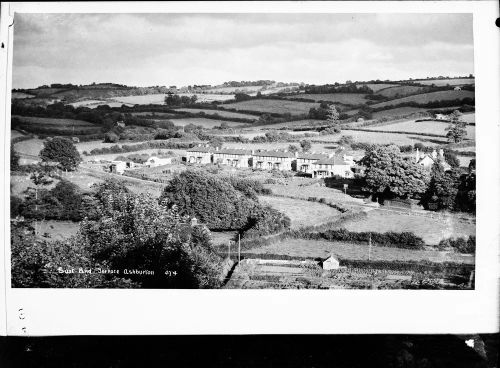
[[223, 99, 319, 115]]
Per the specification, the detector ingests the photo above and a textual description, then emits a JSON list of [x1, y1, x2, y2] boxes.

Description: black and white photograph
[[8, 11, 479, 290]]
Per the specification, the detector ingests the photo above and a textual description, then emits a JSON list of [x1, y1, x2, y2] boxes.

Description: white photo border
[[1, 1, 498, 336]]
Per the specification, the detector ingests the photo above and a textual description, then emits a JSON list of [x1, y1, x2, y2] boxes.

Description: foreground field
[[365, 119, 475, 139], [258, 195, 341, 228], [244, 238, 475, 264], [223, 99, 319, 115], [285, 93, 369, 105], [371, 90, 475, 109], [340, 209, 475, 245]]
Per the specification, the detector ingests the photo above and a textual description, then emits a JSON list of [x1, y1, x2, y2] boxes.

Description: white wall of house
[[187, 152, 212, 164], [214, 153, 251, 168], [312, 163, 353, 178], [252, 155, 293, 171]]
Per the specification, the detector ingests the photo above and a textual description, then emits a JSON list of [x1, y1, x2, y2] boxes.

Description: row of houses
[[185, 146, 358, 178]]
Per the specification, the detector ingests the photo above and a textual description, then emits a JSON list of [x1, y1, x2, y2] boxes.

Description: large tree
[[326, 104, 340, 128], [361, 145, 430, 199], [11, 144, 20, 171], [446, 110, 468, 143], [39, 137, 82, 171], [423, 162, 460, 210]]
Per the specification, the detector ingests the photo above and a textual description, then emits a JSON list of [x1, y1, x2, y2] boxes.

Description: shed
[[322, 255, 340, 270]]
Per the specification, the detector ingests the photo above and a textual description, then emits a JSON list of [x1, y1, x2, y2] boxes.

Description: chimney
[[251, 150, 255, 155], [415, 148, 420, 163], [216, 147, 219, 151], [439, 148, 444, 159], [431, 149, 437, 160], [294, 151, 299, 158]]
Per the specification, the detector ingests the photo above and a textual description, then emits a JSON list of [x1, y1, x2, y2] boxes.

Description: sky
[[12, 13, 474, 89]]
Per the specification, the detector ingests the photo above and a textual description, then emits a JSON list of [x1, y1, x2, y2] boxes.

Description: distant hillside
[[13, 84, 174, 103]]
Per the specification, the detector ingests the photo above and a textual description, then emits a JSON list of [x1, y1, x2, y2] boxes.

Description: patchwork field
[[174, 108, 257, 120], [365, 119, 476, 139], [244, 238, 475, 263], [223, 99, 319, 115], [356, 83, 399, 92], [258, 195, 341, 228], [11, 130, 26, 139], [372, 107, 429, 119], [13, 116, 102, 136], [112, 93, 235, 105], [371, 90, 475, 109], [256, 119, 324, 129], [340, 209, 475, 245], [314, 131, 449, 146], [12, 92, 36, 99], [284, 93, 369, 105], [413, 78, 475, 86], [169, 117, 248, 128], [14, 138, 44, 156], [377, 85, 427, 98]]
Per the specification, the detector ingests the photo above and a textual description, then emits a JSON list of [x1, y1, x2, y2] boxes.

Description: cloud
[[12, 13, 474, 88]]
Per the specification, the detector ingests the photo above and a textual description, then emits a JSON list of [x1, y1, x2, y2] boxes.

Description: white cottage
[[213, 148, 252, 168], [415, 148, 451, 171], [311, 155, 354, 178], [296, 152, 331, 175], [322, 255, 340, 270], [185, 146, 214, 164]]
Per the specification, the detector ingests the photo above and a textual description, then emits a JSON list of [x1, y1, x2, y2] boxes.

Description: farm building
[[435, 113, 448, 121], [145, 156, 173, 167], [213, 148, 252, 168], [109, 161, 126, 174], [322, 255, 340, 270], [415, 148, 451, 171], [311, 155, 354, 178], [454, 86, 462, 91], [296, 152, 331, 175], [185, 146, 214, 164], [252, 150, 296, 171]]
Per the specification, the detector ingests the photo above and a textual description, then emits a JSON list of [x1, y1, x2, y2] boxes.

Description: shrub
[[438, 236, 475, 254]]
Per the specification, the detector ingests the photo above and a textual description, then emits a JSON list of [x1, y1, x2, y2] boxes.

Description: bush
[[438, 236, 475, 254], [297, 228, 425, 249]]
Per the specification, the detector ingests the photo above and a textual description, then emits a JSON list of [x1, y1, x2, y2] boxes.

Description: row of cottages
[[185, 146, 356, 178]]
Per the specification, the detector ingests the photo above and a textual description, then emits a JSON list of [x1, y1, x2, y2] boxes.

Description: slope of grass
[[223, 99, 319, 115], [371, 90, 475, 109], [285, 93, 369, 105]]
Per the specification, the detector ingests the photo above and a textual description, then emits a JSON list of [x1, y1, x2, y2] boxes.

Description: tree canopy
[[39, 137, 82, 171], [361, 145, 430, 199]]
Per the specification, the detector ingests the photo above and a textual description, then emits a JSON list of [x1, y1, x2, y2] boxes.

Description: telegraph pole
[[368, 233, 372, 261], [238, 233, 241, 263], [228, 241, 231, 259]]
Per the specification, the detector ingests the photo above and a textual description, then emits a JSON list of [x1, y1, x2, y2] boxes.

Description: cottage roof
[[186, 146, 214, 153], [315, 156, 350, 165], [214, 148, 252, 155], [297, 153, 329, 160], [253, 150, 296, 158]]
